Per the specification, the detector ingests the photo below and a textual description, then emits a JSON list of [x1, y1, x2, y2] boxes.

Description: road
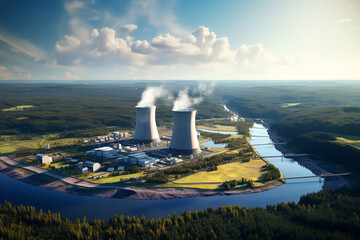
[[0, 156, 99, 188]]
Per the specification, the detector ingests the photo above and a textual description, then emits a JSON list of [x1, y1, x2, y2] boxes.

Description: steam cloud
[[137, 86, 172, 107], [173, 82, 216, 110]]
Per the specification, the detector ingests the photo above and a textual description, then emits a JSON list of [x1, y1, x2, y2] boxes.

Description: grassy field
[[280, 103, 301, 108], [0, 134, 83, 155], [2, 105, 34, 111], [335, 137, 360, 150], [162, 160, 267, 190], [197, 124, 237, 132], [83, 172, 145, 183]]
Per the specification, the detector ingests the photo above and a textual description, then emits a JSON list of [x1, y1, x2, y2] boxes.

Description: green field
[[2, 105, 34, 111], [0, 134, 84, 155], [335, 137, 360, 150], [163, 160, 268, 190]]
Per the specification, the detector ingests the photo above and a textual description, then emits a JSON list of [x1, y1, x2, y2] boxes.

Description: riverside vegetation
[[0, 188, 359, 240]]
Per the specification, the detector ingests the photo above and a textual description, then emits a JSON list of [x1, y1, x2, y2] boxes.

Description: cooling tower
[[169, 109, 201, 155], [133, 106, 160, 143]]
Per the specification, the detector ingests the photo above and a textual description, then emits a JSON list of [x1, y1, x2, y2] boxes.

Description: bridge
[[254, 153, 309, 159], [280, 172, 351, 182], [251, 142, 286, 146]]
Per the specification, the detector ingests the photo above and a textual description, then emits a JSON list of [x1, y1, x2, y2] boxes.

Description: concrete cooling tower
[[133, 106, 160, 143], [169, 109, 201, 155]]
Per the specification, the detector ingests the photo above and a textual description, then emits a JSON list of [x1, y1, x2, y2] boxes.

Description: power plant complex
[[133, 106, 201, 155]]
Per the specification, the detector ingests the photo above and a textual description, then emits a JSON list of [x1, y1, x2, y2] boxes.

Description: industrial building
[[169, 109, 201, 155], [86, 146, 117, 158], [117, 152, 158, 167], [84, 160, 101, 172], [133, 106, 161, 143], [35, 154, 53, 164]]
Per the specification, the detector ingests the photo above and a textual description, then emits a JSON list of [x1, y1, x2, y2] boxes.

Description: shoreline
[[267, 128, 351, 190], [0, 156, 283, 200]]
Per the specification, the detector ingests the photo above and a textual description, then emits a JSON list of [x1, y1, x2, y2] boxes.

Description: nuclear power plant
[[133, 106, 161, 143], [169, 109, 201, 155]]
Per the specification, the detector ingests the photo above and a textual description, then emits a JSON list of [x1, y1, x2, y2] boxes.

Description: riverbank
[[267, 129, 350, 190], [0, 156, 283, 200]]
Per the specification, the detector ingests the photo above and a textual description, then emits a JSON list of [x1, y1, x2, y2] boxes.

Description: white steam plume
[[172, 82, 216, 110], [137, 86, 172, 107]]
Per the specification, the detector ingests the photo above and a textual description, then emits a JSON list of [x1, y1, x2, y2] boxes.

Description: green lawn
[[2, 105, 34, 111]]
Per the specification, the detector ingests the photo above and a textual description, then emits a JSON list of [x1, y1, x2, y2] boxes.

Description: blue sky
[[0, 0, 359, 80]]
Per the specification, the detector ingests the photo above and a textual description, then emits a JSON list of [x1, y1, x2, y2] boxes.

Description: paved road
[[0, 156, 99, 188]]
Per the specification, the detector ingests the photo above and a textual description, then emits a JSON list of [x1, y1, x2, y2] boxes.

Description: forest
[[0, 188, 359, 240], [0, 83, 229, 135], [270, 106, 360, 175]]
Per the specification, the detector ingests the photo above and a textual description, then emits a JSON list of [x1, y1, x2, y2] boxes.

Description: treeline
[[291, 132, 360, 173], [144, 172, 170, 183], [222, 178, 254, 190], [271, 106, 360, 138], [1, 188, 360, 239], [163, 148, 252, 175], [262, 164, 281, 181]]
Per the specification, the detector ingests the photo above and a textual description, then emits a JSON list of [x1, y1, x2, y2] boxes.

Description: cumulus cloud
[[55, 26, 297, 70], [137, 86, 172, 107], [0, 66, 14, 79], [121, 24, 138, 34]]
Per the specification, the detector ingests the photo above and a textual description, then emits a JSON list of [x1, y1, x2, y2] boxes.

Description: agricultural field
[[2, 105, 34, 111], [162, 159, 268, 190]]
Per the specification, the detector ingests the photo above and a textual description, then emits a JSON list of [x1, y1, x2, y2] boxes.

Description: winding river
[[0, 120, 323, 220]]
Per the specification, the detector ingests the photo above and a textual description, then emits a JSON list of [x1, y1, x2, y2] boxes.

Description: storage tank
[[169, 109, 201, 155], [133, 106, 160, 143]]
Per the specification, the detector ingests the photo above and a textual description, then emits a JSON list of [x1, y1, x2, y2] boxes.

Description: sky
[[0, 0, 359, 81]]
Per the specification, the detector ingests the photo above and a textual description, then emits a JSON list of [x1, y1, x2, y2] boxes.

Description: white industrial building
[[86, 146, 117, 158], [35, 154, 53, 164], [133, 106, 161, 143], [84, 160, 101, 172], [169, 109, 201, 155]]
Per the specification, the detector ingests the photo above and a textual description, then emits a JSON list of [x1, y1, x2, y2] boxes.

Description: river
[[0, 122, 323, 220]]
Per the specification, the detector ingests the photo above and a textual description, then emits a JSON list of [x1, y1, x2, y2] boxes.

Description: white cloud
[[65, 71, 78, 79], [338, 18, 352, 24], [0, 29, 47, 62], [54, 25, 299, 78], [65, 1, 85, 15], [26, 73, 31, 79], [350, 26, 360, 32], [0, 66, 14, 79], [121, 24, 138, 34], [12, 66, 25, 72]]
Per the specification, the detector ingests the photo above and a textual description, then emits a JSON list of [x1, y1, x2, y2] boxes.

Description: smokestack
[[169, 109, 201, 155], [134, 106, 160, 143]]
